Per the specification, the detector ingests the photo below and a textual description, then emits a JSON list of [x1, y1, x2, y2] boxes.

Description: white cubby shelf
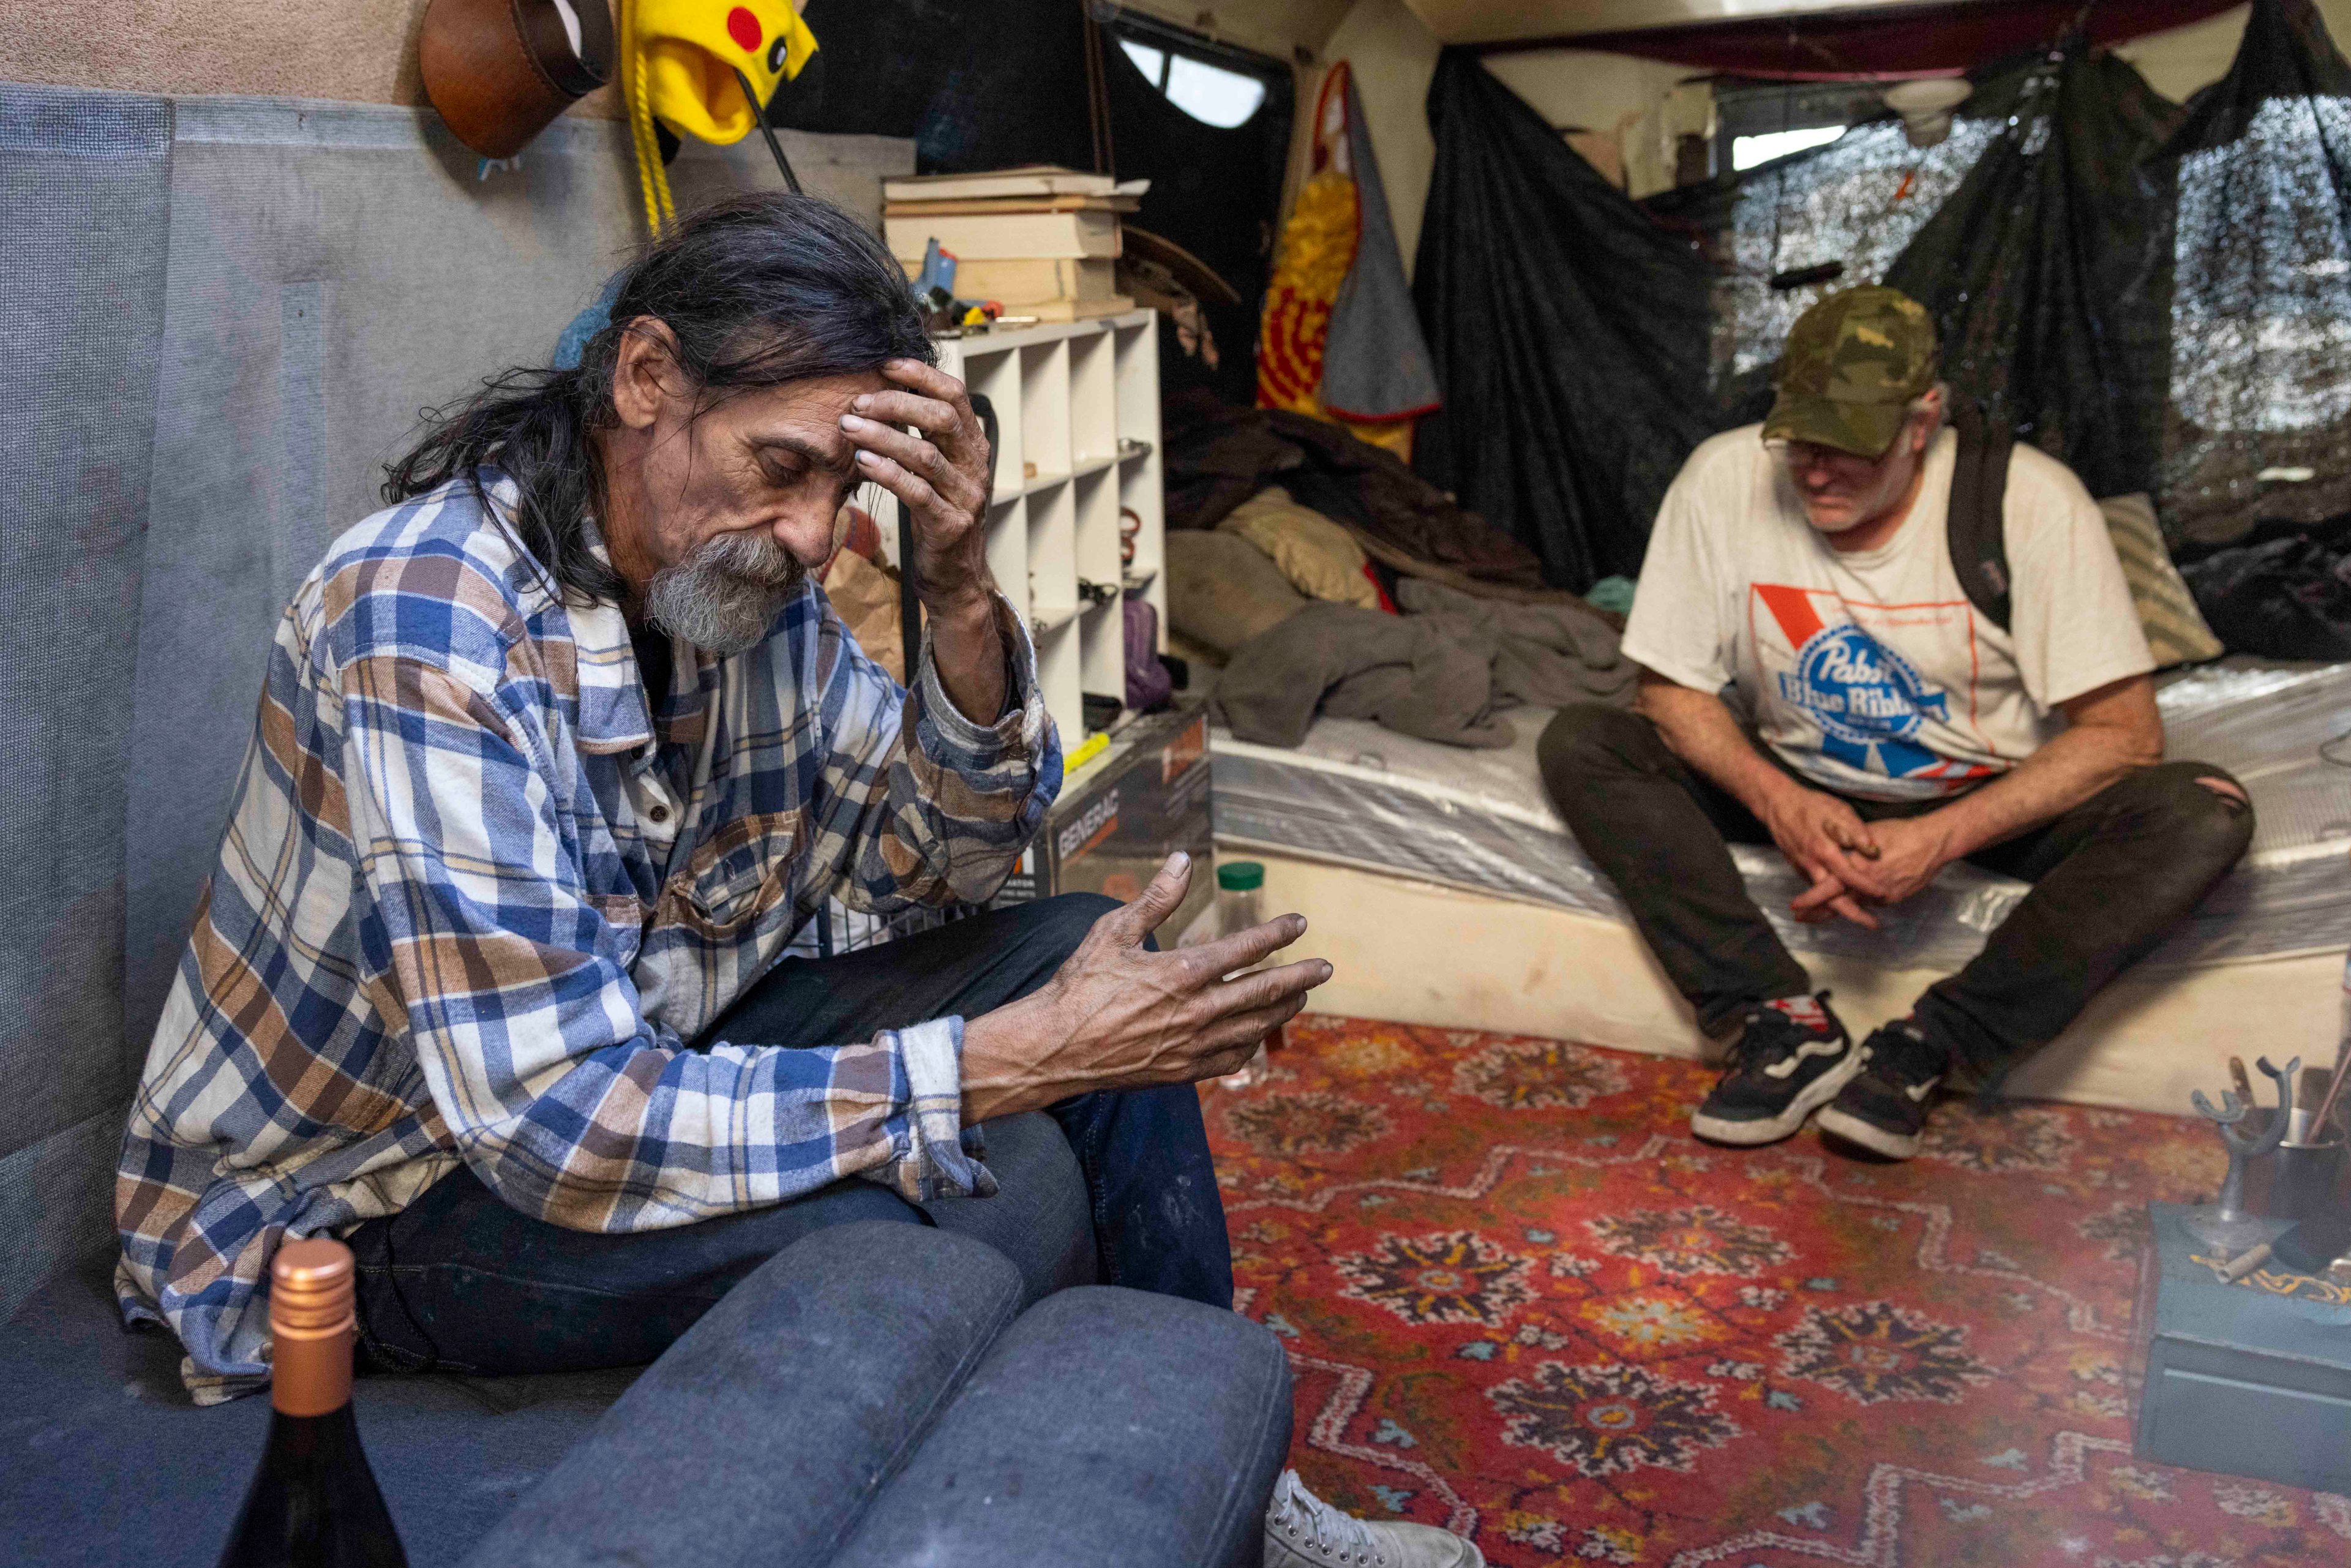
[[874, 311, 1168, 749]]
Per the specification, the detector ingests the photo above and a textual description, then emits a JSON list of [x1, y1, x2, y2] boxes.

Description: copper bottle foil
[[269, 1237, 357, 1418]]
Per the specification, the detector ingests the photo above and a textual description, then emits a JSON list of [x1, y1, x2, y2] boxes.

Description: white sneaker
[[1262, 1469, 1484, 1568]]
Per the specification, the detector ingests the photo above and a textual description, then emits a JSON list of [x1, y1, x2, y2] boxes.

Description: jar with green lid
[[1214, 861, 1279, 1088]]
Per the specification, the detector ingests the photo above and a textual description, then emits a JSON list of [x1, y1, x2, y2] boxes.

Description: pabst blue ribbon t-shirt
[[1621, 424, 2153, 803]]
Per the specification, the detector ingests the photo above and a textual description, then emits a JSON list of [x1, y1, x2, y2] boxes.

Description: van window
[[1119, 36, 1267, 129]]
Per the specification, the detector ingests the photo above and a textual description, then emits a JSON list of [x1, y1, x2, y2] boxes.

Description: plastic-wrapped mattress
[[1209, 659, 2351, 969]]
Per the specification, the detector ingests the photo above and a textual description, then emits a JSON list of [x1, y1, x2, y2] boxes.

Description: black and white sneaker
[[1689, 994, 1862, 1146], [1815, 1018, 1948, 1160]]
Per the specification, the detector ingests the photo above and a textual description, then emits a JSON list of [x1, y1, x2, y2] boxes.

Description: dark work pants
[[1537, 704, 2255, 1081], [347, 894, 1234, 1378]]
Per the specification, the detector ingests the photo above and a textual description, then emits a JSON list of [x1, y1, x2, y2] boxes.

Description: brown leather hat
[[421, 0, 614, 160]]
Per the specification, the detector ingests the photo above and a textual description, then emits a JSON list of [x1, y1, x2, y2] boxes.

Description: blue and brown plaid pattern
[[116, 475, 1057, 1403]]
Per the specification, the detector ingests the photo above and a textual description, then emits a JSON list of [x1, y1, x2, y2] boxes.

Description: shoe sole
[[1815, 1104, 1923, 1160], [1689, 1048, 1867, 1146]]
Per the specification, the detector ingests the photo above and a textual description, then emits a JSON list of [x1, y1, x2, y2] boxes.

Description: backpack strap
[[1945, 397, 2014, 634]]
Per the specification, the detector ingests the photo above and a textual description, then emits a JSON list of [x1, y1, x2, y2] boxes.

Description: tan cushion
[[2097, 493, 2224, 669], [1167, 530, 1308, 658], [1217, 489, 1379, 609]]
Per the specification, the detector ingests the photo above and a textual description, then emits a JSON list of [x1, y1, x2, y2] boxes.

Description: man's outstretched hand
[[959, 853, 1330, 1123]]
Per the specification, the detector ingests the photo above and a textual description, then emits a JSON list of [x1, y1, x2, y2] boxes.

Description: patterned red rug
[[1203, 1015, 2349, 1567]]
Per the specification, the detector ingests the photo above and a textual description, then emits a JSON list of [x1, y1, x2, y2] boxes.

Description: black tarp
[[1411, 48, 1719, 592], [1645, 107, 1998, 424], [774, 0, 1095, 174], [1413, 0, 2351, 598], [1882, 49, 2183, 503]]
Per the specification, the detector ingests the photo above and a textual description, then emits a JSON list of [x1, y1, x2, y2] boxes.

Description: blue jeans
[[347, 895, 1234, 1377]]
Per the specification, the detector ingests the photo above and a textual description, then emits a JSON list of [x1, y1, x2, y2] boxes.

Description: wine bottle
[[216, 1237, 409, 1568]]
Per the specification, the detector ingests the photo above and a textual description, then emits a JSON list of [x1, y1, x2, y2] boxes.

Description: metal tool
[[2187, 1054, 2299, 1250], [2308, 1040, 2351, 1140], [2289, 1066, 2321, 1145], [730, 66, 802, 195]]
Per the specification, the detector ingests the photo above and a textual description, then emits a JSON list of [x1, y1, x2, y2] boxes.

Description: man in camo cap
[[1539, 286, 2251, 1158], [1768, 284, 1939, 457]]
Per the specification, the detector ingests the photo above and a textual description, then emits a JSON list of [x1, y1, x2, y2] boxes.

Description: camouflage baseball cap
[[1762, 285, 1938, 459]]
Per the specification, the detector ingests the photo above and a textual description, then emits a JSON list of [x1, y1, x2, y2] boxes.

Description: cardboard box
[[992, 705, 1213, 937]]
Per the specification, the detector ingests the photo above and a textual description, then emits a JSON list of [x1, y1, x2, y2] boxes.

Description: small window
[[1714, 78, 1894, 179], [1119, 40, 1164, 85], [1118, 34, 1267, 129], [1732, 124, 1848, 170], [1164, 56, 1267, 129]]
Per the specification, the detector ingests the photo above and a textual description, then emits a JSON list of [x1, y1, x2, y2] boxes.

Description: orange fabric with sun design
[[621, 0, 819, 231], [1256, 63, 1416, 459], [1257, 64, 1359, 421]]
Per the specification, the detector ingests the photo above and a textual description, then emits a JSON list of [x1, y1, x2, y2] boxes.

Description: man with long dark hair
[[119, 195, 1317, 1400], [121, 190, 1482, 1568]]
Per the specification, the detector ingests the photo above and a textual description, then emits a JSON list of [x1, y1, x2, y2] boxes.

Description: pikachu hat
[[623, 0, 820, 230]]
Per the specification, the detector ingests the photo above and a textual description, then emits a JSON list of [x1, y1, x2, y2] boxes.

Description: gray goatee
[[643, 530, 808, 655]]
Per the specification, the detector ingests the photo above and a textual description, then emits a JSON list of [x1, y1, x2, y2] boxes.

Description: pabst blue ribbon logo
[[1753, 585, 1962, 780]]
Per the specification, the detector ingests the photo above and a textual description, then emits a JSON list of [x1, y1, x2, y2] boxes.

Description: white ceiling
[[1117, 0, 1361, 59], [1398, 0, 1968, 47]]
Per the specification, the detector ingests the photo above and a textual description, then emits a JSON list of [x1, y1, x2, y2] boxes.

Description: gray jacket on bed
[[1214, 579, 1635, 749]]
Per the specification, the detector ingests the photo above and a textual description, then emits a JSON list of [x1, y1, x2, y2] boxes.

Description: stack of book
[[884, 165, 1146, 323]]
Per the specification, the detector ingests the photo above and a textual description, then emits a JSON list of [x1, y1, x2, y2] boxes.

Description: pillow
[[1166, 530, 1309, 658], [2096, 493, 2225, 668], [1217, 488, 1379, 610]]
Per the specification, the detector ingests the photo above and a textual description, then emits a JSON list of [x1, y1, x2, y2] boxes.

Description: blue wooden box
[[2132, 1202, 2351, 1492]]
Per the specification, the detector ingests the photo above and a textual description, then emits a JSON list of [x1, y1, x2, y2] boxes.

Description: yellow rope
[[621, 0, 675, 236]]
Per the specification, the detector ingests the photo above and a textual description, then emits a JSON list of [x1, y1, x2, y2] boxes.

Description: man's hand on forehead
[[836, 358, 992, 553], [850, 359, 972, 441], [833, 356, 1008, 719]]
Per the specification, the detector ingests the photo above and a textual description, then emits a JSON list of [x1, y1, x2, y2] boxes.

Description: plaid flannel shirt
[[116, 474, 1059, 1403]]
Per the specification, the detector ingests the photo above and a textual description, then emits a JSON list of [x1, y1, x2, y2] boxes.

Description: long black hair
[[384, 191, 934, 604]]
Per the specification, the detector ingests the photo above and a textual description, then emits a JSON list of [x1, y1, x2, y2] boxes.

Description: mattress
[[1209, 659, 2351, 969]]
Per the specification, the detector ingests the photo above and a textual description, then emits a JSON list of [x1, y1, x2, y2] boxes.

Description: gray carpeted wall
[[0, 83, 913, 1319]]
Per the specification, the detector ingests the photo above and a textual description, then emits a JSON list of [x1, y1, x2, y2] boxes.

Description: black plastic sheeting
[[2180, 534, 2351, 658], [1411, 49, 1717, 592], [1883, 51, 2182, 506], [1412, 0, 2351, 599], [773, 0, 1094, 174]]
